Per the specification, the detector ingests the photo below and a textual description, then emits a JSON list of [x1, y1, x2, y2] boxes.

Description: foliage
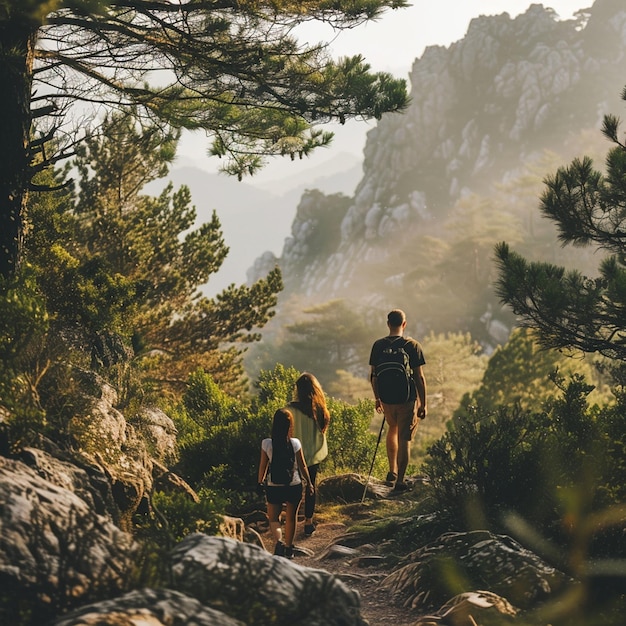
[[280, 299, 373, 387], [28, 0, 409, 176], [425, 375, 624, 564], [414, 331, 489, 456], [23, 115, 283, 404], [170, 369, 266, 496], [69, 113, 283, 395], [325, 397, 386, 477], [0, 269, 50, 449], [253, 363, 300, 412], [495, 90, 626, 362], [171, 365, 385, 505], [247, 298, 373, 391], [0, 0, 409, 280], [457, 327, 612, 415], [326, 368, 372, 404], [151, 488, 224, 542]]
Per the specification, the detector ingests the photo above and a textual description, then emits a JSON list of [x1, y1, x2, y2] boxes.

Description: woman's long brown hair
[[271, 408, 294, 443], [294, 372, 330, 433]]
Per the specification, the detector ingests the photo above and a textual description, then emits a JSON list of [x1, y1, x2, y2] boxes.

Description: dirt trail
[[259, 512, 418, 626]]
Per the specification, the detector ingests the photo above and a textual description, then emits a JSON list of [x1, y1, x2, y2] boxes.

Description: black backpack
[[270, 439, 295, 485], [375, 337, 413, 404]]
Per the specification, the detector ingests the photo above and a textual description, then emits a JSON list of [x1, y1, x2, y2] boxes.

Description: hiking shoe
[[284, 545, 294, 559], [391, 482, 410, 493], [304, 523, 316, 537], [385, 471, 398, 486], [273, 541, 285, 556]]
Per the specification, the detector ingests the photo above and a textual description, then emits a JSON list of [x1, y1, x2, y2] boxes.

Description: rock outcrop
[[0, 453, 137, 623], [67, 369, 179, 530], [52, 588, 245, 626], [249, 0, 626, 349]]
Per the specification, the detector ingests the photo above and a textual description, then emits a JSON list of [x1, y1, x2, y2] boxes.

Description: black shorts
[[266, 483, 303, 506]]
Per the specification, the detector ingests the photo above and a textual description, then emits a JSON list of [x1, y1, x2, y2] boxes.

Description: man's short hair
[[387, 309, 406, 327]]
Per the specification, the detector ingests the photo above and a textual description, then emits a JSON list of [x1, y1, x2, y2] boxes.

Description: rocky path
[[258, 505, 419, 626]]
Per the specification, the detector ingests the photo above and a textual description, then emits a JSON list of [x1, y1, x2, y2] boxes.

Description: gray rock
[[382, 530, 571, 612], [52, 587, 244, 626], [0, 455, 136, 621], [170, 533, 367, 625], [133, 406, 179, 466], [68, 370, 155, 530]]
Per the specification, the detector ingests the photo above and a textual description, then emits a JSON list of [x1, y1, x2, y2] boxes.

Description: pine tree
[[0, 0, 409, 279], [495, 87, 626, 365], [27, 113, 283, 394]]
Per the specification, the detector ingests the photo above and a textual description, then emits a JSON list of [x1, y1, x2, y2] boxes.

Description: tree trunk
[[0, 20, 36, 281]]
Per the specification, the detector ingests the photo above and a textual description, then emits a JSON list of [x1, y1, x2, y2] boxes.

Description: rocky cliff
[[249, 0, 626, 348]]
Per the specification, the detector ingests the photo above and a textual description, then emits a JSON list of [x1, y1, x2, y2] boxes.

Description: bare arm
[[258, 448, 269, 484], [296, 448, 314, 495], [414, 365, 427, 418], [370, 365, 383, 413]]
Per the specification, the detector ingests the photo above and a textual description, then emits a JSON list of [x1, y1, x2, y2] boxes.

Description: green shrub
[[425, 374, 623, 560], [425, 403, 548, 528], [183, 368, 234, 425], [0, 270, 50, 450], [172, 366, 387, 504], [325, 398, 387, 477], [152, 488, 224, 542], [171, 369, 269, 499], [252, 363, 300, 412]]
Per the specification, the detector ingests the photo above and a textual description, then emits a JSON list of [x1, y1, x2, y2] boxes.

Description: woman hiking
[[258, 408, 313, 558], [288, 372, 330, 537]]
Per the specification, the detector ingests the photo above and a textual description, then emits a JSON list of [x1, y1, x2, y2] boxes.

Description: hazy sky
[[176, 1, 593, 180]]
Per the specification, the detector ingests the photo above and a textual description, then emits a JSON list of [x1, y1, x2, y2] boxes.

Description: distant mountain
[[247, 0, 626, 354], [252, 152, 362, 195], [145, 152, 361, 295]]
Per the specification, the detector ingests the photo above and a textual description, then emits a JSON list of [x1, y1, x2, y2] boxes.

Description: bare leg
[[397, 439, 411, 484], [386, 421, 399, 475], [284, 501, 299, 547], [267, 502, 283, 545]]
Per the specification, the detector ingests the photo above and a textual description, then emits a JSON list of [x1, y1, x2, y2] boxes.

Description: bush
[[172, 366, 387, 505], [252, 363, 299, 412], [425, 374, 623, 559], [172, 367, 288, 501], [325, 398, 387, 477], [425, 403, 548, 528], [152, 488, 225, 542]]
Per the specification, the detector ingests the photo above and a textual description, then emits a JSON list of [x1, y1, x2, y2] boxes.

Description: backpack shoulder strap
[[386, 335, 403, 344]]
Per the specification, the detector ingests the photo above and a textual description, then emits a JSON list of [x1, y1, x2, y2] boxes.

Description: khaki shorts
[[381, 400, 418, 441]]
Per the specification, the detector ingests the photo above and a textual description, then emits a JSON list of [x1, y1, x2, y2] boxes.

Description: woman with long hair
[[289, 372, 330, 536], [258, 408, 313, 558]]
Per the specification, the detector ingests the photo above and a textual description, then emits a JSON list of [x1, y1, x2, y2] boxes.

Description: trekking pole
[[361, 415, 386, 504]]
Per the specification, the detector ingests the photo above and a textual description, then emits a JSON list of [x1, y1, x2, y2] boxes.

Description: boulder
[[382, 530, 571, 612], [170, 533, 367, 625], [0, 455, 137, 623], [318, 473, 389, 503], [52, 588, 244, 626]]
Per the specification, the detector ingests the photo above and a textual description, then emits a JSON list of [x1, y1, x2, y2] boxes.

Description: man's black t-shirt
[[369, 335, 426, 402]]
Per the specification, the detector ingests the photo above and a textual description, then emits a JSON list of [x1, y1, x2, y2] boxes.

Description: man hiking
[[369, 309, 427, 492]]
